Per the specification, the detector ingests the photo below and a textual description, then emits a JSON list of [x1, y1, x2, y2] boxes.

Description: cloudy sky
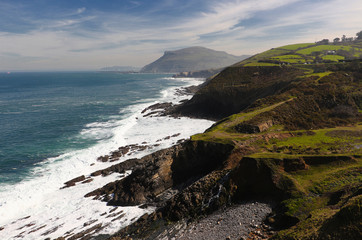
[[0, 0, 361, 71]]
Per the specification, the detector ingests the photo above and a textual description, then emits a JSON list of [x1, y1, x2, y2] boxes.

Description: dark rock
[[162, 170, 231, 221], [90, 158, 141, 178], [91, 170, 102, 177], [62, 175, 86, 189], [28, 225, 46, 233], [83, 220, 98, 227], [229, 157, 302, 201], [97, 155, 109, 162], [67, 223, 102, 240], [81, 178, 94, 184], [235, 120, 273, 134], [85, 140, 233, 207], [141, 102, 174, 117]]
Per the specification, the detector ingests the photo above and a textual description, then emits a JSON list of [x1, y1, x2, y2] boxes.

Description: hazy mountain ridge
[[140, 46, 249, 73]]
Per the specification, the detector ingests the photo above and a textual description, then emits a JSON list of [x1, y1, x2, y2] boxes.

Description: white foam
[[0, 76, 213, 240]]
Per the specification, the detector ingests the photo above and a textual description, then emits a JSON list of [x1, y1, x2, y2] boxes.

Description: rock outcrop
[[105, 61, 361, 240], [85, 141, 234, 206]]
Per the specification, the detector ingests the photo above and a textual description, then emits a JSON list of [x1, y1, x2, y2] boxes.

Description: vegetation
[[184, 48, 362, 238], [116, 36, 362, 240], [296, 45, 353, 55], [322, 54, 345, 62], [237, 37, 362, 67], [278, 43, 316, 50]]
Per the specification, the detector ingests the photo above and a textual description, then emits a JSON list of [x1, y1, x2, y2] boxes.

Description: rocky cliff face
[[85, 141, 234, 207], [76, 56, 362, 240], [105, 61, 361, 240]]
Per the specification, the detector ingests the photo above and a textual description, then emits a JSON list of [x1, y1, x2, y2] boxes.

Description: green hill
[[238, 40, 362, 67], [175, 40, 362, 119], [108, 40, 362, 240], [166, 40, 361, 239], [140, 46, 249, 73]]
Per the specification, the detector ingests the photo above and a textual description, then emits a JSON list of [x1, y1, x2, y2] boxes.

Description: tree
[[356, 30, 362, 40], [333, 37, 340, 43], [317, 39, 329, 45]]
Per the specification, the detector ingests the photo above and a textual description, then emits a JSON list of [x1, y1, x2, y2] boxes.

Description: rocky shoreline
[[46, 61, 362, 240], [52, 97, 290, 240], [169, 201, 273, 240]]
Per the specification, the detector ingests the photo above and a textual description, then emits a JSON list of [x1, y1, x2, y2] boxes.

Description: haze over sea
[[0, 72, 213, 239]]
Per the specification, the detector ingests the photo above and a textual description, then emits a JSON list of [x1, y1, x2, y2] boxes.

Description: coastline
[[0, 76, 214, 240]]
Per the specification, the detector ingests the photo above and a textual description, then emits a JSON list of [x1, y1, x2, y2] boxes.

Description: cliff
[[95, 57, 361, 240], [140, 46, 248, 73], [54, 41, 360, 240], [174, 40, 362, 120]]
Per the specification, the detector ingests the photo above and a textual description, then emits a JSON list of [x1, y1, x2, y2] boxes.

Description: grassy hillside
[[175, 40, 362, 120], [170, 41, 361, 238], [238, 40, 362, 66], [188, 64, 361, 238], [114, 61, 361, 238], [111, 41, 362, 240]]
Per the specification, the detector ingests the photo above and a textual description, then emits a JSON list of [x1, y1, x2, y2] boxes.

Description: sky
[[0, 0, 361, 71]]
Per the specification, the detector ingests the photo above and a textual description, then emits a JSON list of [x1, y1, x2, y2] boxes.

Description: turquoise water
[[0, 72, 178, 184]]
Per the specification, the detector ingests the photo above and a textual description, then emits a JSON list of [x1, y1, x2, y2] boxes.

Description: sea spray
[[0, 73, 213, 239]]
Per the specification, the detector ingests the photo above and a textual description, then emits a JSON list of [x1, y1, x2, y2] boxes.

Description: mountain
[[140, 46, 249, 73]]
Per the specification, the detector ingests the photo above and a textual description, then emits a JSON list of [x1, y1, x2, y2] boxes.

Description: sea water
[[0, 72, 213, 239]]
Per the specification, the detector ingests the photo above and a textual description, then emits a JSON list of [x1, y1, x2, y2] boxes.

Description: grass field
[[238, 41, 362, 67], [271, 54, 306, 64], [296, 45, 354, 55], [322, 55, 345, 62]]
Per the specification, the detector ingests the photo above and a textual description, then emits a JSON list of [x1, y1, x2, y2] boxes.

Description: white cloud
[[172, 0, 300, 36], [77, 7, 86, 14], [1, 0, 362, 71]]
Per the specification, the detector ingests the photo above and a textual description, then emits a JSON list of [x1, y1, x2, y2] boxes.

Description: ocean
[[0, 72, 213, 239]]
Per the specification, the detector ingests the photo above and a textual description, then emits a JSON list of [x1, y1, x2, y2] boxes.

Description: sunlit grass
[[322, 55, 345, 62], [278, 43, 315, 50], [296, 45, 354, 55]]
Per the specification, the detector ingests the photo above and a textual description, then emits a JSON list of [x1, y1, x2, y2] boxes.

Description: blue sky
[[0, 0, 361, 71]]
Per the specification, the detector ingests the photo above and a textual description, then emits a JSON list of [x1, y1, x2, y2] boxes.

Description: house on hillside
[[326, 50, 336, 55]]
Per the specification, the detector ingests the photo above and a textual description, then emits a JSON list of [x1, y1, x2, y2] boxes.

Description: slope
[[140, 46, 248, 73], [174, 40, 362, 119], [109, 60, 361, 240]]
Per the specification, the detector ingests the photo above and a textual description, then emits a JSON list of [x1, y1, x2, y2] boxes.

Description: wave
[[0, 77, 213, 240]]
